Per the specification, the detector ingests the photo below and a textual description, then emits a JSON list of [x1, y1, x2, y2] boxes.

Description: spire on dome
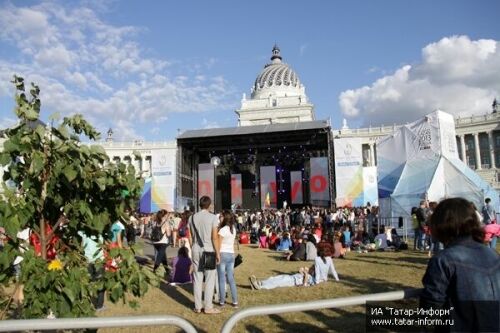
[[271, 44, 282, 63]]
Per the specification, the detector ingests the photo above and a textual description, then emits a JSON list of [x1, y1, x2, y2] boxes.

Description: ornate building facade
[[1, 47, 498, 195], [235, 45, 315, 126]]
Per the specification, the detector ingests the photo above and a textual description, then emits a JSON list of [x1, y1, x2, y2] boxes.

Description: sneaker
[[231, 303, 239, 309], [95, 306, 107, 312], [249, 275, 261, 290], [204, 308, 221, 314]]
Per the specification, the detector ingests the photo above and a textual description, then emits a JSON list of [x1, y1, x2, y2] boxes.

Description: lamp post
[[210, 156, 221, 213]]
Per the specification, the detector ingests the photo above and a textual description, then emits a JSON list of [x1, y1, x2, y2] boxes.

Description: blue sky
[[1, 0, 499, 141]]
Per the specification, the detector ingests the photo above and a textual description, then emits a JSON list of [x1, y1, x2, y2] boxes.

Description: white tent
[[377, 110, 499, 220]]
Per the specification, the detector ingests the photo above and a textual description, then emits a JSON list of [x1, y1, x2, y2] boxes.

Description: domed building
[[235, 45, 315, 126]]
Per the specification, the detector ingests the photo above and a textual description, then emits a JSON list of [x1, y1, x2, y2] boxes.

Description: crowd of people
[[3, 192, 498, 330], [130, 195, 499, 333]]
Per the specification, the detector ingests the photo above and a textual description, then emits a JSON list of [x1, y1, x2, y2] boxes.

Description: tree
[[0, 76, 153, 318]]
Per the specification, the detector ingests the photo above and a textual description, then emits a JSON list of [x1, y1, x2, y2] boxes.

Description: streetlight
[[210, 156, 221, 213]]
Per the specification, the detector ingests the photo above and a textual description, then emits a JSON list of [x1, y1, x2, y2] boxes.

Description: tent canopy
[[377, 110, 499, 219]]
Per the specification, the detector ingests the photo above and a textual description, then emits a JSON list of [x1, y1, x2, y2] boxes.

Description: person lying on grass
[[249, 248, 339, 290]]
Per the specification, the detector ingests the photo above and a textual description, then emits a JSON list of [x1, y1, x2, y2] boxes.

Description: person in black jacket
[[414, 200, 428, 250]]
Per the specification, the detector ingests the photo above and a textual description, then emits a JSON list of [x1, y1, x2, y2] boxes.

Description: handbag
[[191, 215, 217, 271], [201, 251, 216, 270], [234, 253, 243, 268], [234, 240, 243, 268]]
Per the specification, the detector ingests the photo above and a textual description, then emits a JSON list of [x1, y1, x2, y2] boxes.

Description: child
[[170, 246, 192, 284]]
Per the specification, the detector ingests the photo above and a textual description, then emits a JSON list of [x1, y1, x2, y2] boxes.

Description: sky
[[0, 0, 499, 142]]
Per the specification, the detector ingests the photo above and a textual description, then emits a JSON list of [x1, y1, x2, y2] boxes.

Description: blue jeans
[[414, 229, 423, 250], [260, 273, 313, 289], [217, 252, 238, 305]]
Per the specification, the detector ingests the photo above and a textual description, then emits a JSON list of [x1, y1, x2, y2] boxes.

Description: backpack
[[178, 222, 187, 238], [150, 222, 165, 242]]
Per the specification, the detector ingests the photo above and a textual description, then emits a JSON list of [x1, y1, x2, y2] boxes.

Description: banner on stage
[[198, 163, 214, 203], [150, 149, 176, 211], [231, 174, 242, 206], [334, 138, 363, 207], [309, 157, 330, 202], [290, 171, 303, 204], [260, 166, 276, 209], [363, 166, 378, 206]]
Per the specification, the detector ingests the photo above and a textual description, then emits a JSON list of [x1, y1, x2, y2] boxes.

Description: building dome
[[252, 45, 302, 99]]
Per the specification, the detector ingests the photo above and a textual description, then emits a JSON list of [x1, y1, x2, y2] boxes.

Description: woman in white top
[[216, 211, 238, 308], [153, 210, 172, 275], [314, 247, 340, 284]]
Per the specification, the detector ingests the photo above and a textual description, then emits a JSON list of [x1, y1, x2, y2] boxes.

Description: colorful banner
[[290, 171, 303, 204], [334, 138, 363, 207], [231, 174, 242, 206], [198, 163, 214, 203], [260, 166, 276, 209], [309, 157, 330, 202], [151, 149, 176, 211], [139, 177, 153, 213], [362, 167, 379, 206]]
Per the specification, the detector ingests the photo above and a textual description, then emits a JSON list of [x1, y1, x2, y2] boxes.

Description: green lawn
[[99, 243, 430, 333]]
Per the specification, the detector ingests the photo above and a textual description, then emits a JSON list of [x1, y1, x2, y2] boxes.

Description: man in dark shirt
[[415, 200, 428, 250]]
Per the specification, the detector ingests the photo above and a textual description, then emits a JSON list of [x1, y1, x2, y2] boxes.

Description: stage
[[176, 120, 333, 212]]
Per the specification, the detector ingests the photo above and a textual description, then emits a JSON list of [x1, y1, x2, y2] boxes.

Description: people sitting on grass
[[305, 233, 318, 261], [286, 235, 307, 261], [333, 231, 346, 258], [316, 234, 334, 257], [277, 232, 292, 251], [249, 248, 339, 290], [169, 246, 192, 284], [374, 227, 388, 250]]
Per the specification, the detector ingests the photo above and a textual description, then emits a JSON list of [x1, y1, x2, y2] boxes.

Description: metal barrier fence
[[0, 315, 198, 333], [0, 289, 423, 333], [221, 288, 423, 333]]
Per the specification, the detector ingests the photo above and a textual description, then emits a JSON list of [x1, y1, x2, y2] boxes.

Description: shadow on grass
[[395, 256, 430, 265], [158, 280, 193, 309], [310, 307, 366, 333], [339, 274, 416, 295], [244, 324, 266, 333], [346, 256, 424, 270], [268, 313, 337, 333], [354, 251, 428, 262]]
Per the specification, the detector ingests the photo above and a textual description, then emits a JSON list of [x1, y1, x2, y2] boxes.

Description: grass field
[[98, 241, 431, 333]]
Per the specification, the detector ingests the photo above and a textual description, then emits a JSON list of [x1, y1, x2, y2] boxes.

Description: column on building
[[473, 133, 482, 170], [145, 156, 152, 177], [459, 135, 466, 163], [123, 156, 132, 166], [133, 156, 141, 175], [488, 131, 496, 169], [369, 143, 375, 167]]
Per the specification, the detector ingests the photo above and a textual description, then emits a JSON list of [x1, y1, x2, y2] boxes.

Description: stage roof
[[177, 120, 330, 140]]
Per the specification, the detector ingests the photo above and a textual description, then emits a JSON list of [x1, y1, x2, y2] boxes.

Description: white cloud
[[339, 36, 500, 126], [0, 1, 237, 140], [201, 118, 220, 129]]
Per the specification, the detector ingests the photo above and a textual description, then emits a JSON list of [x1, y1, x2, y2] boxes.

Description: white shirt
[[218, 225, 236, 253], [374, 233, 388, 249], [314, 256, 339, 283]]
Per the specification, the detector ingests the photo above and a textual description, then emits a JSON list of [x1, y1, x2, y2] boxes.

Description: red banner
[[290, 171, 303, 204], [309, 157, 330, 202], [260, 166, 276, 209], [231, 174, 242, 206], [198, 163, 214, 203]]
